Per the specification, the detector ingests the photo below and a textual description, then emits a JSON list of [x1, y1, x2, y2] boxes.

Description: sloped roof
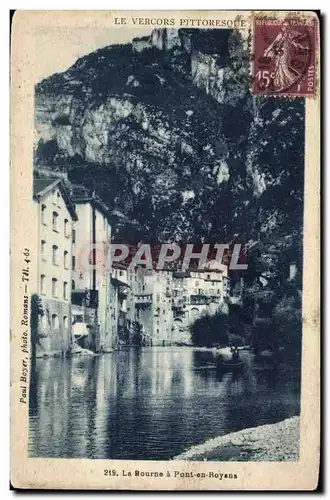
[[33, 177, 78, 221], [33, 178, 60, 197]]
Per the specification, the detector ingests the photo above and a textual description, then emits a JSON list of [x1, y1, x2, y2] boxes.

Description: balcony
[[111, 276, 129, 289], [172, 297, 185, 309], [72, 304, 96, 323], [71, 289, 99, 309], [134, 293, 153, 305], [190, 294, 210, 306]]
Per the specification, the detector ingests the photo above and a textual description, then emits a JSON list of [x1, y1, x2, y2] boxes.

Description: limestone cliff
[[34, 28, 305, 258]]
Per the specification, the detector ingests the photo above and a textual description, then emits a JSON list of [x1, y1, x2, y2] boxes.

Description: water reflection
[[29, 347, 300, 460]]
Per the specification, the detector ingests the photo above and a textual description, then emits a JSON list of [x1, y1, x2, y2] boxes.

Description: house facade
[[71, 194, 113, 351], [32, 177, 230, 354], [145, 269, 173, 346], [172, 260, 229, 339], [126, 267, 173, 346], [110, 266, 129, 345], [33, 178, 77, 357], [125, 261, 229, 346]]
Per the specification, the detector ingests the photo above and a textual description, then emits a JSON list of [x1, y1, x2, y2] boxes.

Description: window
[[156, 294, 160, 302], [72, 229, 76, 244], [57, 191, 61, 206], [72, 279, 75, 290], [64, 219, 69, 237], [41, 240, 46, 259], [41, 204, 47, 225], [64, 250, 68, 269], [63, 281, 68, 300], [51, 314, 59, 329], [72, 256, 76, 271], [52, 245, 58, 265], [52, 211, 59, 231], [207, 274, 211, 280], [41, 314, 48, 330], [40, 274, 46, 294], [63, 316, 68, 328], [119, 270, 124, 276], [52, 278, 58, 297]]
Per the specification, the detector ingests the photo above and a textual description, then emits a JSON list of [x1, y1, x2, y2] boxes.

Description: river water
[[29, 347, 300, 460]]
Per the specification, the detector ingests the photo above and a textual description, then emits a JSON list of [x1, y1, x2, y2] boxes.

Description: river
[[29, 347, 300, 460]]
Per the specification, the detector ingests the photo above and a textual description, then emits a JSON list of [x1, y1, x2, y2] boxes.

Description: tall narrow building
[[110, 265, 129, 345], [126, 267, 173, 346], [33, 178, 78, 357], [172, 260, 229, 341], [70, 192, 113, 351]]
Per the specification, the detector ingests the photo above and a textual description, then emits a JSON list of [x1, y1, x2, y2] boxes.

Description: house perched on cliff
[[172, 260, 229, 340], [126, 267, 173, 346]]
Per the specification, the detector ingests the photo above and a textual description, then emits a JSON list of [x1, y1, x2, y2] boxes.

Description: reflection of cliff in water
[[29, 347, 300, 460]]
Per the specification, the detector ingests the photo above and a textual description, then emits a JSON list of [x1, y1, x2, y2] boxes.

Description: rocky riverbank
[[174, 416, 300, 462]]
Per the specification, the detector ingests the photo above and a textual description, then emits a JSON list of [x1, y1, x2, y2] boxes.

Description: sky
[[33, 26, 153, 84]]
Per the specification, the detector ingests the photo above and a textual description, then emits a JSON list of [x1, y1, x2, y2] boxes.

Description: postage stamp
[[10, 10, 320, 491], [252, 17, 317, 96]]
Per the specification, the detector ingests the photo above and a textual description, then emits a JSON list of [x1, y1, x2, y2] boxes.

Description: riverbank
[[174, 416, 300, 461]]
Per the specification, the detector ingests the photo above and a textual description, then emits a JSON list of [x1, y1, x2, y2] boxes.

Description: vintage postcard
[[10, 10, 320, 490]]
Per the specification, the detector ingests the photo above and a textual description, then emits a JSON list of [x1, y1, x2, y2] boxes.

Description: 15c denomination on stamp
[[252, 17, 318, 97]]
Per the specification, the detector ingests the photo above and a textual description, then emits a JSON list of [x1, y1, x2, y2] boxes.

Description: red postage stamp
[[252, 17, 318, 97]]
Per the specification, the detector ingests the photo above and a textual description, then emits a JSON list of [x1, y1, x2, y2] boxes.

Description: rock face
[[133, 29, 182, 52], [131, 28, 238, 104], [191, 51, 226, 102], [34, 28, 305, 253]]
